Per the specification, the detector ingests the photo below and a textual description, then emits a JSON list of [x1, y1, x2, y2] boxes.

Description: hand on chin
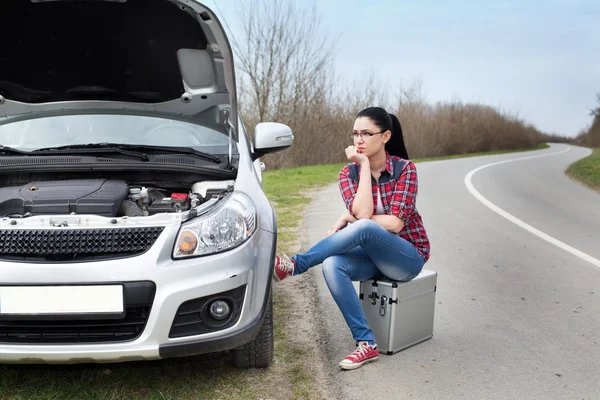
[[345, 145, 368, 164]]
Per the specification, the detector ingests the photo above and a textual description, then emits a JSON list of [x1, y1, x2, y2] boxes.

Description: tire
[[233, 289, 274, 368]]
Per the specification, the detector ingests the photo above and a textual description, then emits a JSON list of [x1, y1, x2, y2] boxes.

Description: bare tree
[[590, 93, 600, 117], [226, 0, 336, 125]]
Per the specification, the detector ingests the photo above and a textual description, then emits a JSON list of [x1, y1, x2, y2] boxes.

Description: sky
[[202, 0, 600, 137]]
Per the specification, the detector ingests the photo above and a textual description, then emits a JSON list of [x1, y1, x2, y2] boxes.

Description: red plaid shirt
[[338, 153, 430, 261]]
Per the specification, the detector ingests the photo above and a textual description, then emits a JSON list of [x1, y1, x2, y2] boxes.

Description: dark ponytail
[[356, 107, 409, 159], [387, 113, 409, 159]]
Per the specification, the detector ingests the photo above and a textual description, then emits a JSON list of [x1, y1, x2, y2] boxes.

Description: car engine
[[0, 179, 233, 218]]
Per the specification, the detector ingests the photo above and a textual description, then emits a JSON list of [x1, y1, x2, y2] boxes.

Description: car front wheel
[[233, 288, 274, 368]]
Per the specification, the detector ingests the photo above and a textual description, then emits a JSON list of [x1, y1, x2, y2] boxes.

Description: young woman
[[272, 106, 431, 370]]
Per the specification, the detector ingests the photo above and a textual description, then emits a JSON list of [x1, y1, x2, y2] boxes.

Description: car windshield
[[0, 114, 237, 154]]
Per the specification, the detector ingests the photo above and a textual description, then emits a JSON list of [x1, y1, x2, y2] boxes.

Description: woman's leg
[[320, 247, 383, 344], [293, 219, 425, 280]]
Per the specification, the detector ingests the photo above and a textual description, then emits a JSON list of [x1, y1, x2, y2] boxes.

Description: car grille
[[0, 282, 156, 344], [0, 227, 164, 258]]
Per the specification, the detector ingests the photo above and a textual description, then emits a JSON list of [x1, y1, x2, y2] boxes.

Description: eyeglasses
[[350, 131, 385, 140]]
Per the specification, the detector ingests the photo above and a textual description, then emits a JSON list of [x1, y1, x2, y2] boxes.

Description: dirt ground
[[239, 257, 336, 400], [245, 188, 338, 400]]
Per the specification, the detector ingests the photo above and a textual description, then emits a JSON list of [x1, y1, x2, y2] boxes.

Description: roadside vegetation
[[566, 148, 600, 192], [574, 93, 600, 148], [567, 94, 600, 192]]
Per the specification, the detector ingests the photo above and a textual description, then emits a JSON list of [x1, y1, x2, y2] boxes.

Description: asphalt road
[[300, 143, 600, 400]]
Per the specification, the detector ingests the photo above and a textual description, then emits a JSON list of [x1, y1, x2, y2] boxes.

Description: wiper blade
[[33, 143, 150, 161], [117, 144, 221, 163], [34, 143, 221, 164]]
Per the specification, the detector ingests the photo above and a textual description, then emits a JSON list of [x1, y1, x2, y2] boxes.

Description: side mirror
[[251, 122, 293, 161]]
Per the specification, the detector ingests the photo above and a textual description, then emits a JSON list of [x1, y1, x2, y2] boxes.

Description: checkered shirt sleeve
[[338, 165, 357, 217], [389, 161, 418, 222]]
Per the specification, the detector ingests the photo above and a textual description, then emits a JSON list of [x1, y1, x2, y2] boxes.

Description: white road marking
[[464, 145, 600, 269]]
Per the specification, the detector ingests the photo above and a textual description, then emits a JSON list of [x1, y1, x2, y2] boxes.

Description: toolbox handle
[[379, 295, 387, 316]]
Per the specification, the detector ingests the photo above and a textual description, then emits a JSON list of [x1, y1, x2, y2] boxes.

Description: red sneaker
[[273, 254, 295, 282], [339, 341, 379, 370]]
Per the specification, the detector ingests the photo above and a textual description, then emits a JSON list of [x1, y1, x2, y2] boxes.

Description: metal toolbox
[[359, 270, 437, 354]]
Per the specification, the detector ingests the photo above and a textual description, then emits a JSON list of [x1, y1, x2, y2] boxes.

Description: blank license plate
[[0, 285, 124, 315]]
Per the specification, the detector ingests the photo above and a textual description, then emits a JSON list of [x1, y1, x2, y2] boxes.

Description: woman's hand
[[327, 217, 348, 236], [345, 145, 368, 165]]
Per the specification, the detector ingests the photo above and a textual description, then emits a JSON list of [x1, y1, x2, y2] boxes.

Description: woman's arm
[[351, 160, 374, 219], [344, 212, 403, 233], [338, 146, 374, 220], [329, 212, 403, 235], [370, 214, 404, 233]]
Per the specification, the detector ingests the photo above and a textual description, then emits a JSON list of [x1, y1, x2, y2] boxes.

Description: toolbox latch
[[368, 291, 379, 305]]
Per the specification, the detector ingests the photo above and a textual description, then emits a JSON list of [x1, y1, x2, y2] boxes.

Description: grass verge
[[566, 147, 600, 192], [0, 143, 550, 400], [0, 355, 261, 400]]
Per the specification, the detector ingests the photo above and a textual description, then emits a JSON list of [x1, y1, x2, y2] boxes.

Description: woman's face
[[351, 116, 390, 158]]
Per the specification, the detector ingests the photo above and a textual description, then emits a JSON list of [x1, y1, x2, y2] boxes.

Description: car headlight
[[173, 192, 257, 258]]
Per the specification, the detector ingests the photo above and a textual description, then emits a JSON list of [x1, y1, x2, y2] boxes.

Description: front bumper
[[0, 227, 275, 364]]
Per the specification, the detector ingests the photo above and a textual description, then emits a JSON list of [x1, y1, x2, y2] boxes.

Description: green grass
[[0, 142, 551, 400], [566, 147, 600, 192], [263, 163, 346, 251], [0, 355, 259, 400]]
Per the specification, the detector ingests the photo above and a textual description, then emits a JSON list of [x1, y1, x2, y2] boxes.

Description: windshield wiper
[[1, 145, 148, 161], [32, 144, 149, 161], [34, 143, 221, 164]]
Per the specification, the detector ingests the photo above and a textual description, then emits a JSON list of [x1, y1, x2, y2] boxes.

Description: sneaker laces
[[278, 254, 295, 275], [349, 342, 370, 359]]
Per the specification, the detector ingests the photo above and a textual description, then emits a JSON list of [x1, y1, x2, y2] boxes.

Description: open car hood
[[0, 0, 238, 137]]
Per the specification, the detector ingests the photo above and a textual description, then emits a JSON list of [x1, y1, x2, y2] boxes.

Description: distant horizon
[[202, 0, 600, 138]]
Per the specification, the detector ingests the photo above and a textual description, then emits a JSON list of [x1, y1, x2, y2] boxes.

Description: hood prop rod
[[222, 108, 234, 169]]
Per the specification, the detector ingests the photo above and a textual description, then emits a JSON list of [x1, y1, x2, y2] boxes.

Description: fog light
[[209, 300, 231, 321]]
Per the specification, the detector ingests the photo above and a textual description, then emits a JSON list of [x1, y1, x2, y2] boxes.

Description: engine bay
[[0, 178, 234, 218]]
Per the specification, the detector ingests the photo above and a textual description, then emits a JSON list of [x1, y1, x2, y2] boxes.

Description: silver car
[[0, 0, 293, 368]]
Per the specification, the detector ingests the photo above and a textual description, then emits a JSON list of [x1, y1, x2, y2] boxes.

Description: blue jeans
[[291, 219, 426, 344]]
